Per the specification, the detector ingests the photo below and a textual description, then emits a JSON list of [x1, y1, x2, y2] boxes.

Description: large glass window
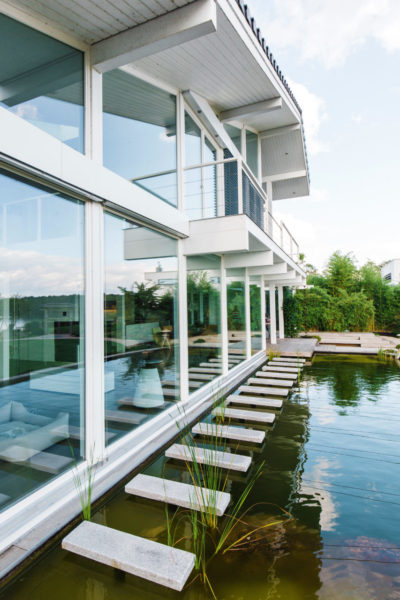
[[250, 281, 262, 354], [0, 15, 84, 152], [103, 70, 177, 206], [246, 130, 259, 177], [187, 255, 221, 391], [104, 213, 179, 444], [226, 270, 246, 365], [0, 169, 85, 512]]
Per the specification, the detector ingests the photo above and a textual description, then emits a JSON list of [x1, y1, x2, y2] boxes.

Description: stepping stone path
[[213, 406, 275, 424], [247, 377, 293, 388], [262, 365, 299, 374], [125, 473, 231, 516], [270, 362, 303, 368], [192, 422, 265, 444], [166, 443, 251, 472], [256, 370, 297, 380], [62, 521, 195, 591], [271, 357, 306, 364], [189, 367, 222, 374], [226, 394, 282, 409], [238, 385, 289, 397]]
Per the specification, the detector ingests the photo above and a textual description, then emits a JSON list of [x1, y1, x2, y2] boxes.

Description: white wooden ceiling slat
[[12, 0, 94, 40], [54, 0, 121, 36], [84, 0, 143, 30]]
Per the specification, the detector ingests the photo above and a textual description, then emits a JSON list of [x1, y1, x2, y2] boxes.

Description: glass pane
[[0, 169, 85, 512], [204, 137, 216, 163], [203, 165, 217, 218], [0, 14, 84, 152], [246, 130, 258, 177], [224, 123, 242, 153], [103, 70, 177, 206], [187, 255, 221, 391], [184, 112, 201, 166], [184, 167, 202, 220], [226, 270, 246, 365], [104, 213, 179, 444], [250, 282, 262, 354]]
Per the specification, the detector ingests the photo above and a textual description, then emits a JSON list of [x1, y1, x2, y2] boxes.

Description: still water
[[1, 355, 400, 599]]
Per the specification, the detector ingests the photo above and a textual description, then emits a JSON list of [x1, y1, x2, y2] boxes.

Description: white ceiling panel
[[272, 177, 309, 201]]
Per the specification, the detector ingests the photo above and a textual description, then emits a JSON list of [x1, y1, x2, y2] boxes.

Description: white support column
[[85, 201, 105, 463], [176, 92, 185, 213], [220, 255, 228, 375], [178, 240, 189, 402], [278, 285, 285, 339], [245, 268, 251, 359], [237, 158, 243, 215], [84, 53, 103, 163], [269, 284, 277, 345], [261, 278, 266, 351]]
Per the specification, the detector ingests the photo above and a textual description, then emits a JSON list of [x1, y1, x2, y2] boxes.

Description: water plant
[[267, 348, 280, 361], [71, 445, 98, 521]]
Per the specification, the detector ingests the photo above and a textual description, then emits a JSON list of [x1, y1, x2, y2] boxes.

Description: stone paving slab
[[239, 385, 289, 397], [166, 443, 251, 472], [209, 358, 241, 364], [27, 451, 74, 474], [213, 407, 275, 424], [189, 367, 221, 374], [247, 377, 293, 388], [62, 521, 195, 591], [199, 363, 223, 369], [105, 410, 147, 425], [269, 361, 304, 368], [125, 473, 231, 516], [226, 394, 282, 409], [271, 357, 306, 364], [192, 422, 265, 444], [188, 373, 216, 381], [262, 365, 299, 373], [256, 370, 297, 380]]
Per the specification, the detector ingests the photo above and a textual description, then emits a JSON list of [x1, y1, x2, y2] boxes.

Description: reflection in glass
[[104, 213, 179, 444], [246, 130, 258, 177], [226, 271, 246, 365], [250, 282, 262, 354], [184, 112, 201, 166], [224, 123, 242, 153], [0, 169, 85, 512], [103, 70, 177, 205], [0, 14, 84, 152], [187, 255, 221, 391]]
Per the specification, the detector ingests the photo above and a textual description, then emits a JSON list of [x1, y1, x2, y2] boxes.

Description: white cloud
[[287, 79, 328, 155], [253, 0, 400, 68]]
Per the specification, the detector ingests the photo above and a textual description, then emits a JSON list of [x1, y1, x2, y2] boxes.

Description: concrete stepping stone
[[256, 370, 297, 380], [272, 357, 306, 363], [125, 473, 230, 515], [165, 443, 251, 472], [106, 409, 146, 425], [269, 361, 303, 368], [213, 407, 275, 424], [189, 373, 216, 381], [262, 365, 298, 373], [192, 422, 265, 444], [26, 451, 73, 474], [189, 367, 222, 374], [226, 395, 282, 409], [209, 358, 241, 364], [239, 385, 289, 397], [199, 363, 223, 369], [247, 377, 293, 388], [62, 521, 195, 591]]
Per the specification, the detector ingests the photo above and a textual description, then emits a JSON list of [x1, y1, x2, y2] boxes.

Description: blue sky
[[250, 0, 400, 271]]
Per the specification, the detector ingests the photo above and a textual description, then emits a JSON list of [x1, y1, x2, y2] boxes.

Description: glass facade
[[224, 123, 242, 153], [0, 169, 85, 512], [0, 14, 84, 152], [187, 255, 221, 390], [103, 70, 177, 205], [246, 130, 258, 177], [250, 281, 262, 354], [104, 212, 179, 444], [226, 270, 246, 365]]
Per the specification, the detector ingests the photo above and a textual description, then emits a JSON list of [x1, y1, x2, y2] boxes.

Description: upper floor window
[[246, 129, 258, 177], [223, 123, 241, 153], [103, 70, 177, 206], [0, 14, 84, 152]]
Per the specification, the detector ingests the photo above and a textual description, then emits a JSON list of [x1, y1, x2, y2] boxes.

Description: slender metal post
[[278, 285, 285, 339], [261, 278, 266, 351], [220, 255, 229, 375], [178, 240, 189, 402], [269, 285, 277, 345], [245, 268, 251, 358]]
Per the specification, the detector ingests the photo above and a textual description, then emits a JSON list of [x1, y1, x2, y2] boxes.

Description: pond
[[1, 355, 400, 599]]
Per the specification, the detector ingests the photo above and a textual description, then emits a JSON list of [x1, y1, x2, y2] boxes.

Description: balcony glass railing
[[183, 158, 300, 261]]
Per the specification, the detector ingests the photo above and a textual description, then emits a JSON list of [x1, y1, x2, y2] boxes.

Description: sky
[[250, 0, 400, 272]]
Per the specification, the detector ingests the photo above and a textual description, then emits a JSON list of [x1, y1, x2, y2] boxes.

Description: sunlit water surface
[[1, 355, 400, 600]]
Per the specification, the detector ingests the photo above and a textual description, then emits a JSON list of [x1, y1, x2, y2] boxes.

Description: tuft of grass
[[71, 445, 98, 521]]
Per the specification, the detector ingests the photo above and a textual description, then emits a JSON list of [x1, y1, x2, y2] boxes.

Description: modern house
[[381, 259, 400, 285], [0, 0, 309, 562]]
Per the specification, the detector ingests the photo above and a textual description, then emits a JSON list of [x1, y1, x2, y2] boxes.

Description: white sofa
[[0, 401, 69, 463]]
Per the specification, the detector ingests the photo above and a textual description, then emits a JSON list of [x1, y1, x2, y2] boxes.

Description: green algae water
[[1, 355, 400, 599]]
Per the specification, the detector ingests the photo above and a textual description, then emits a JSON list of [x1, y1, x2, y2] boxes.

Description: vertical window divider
[[245, 267, 251, 359], [176, 92, 185, 212], [85, 51, 103, 162], [84, 200, 105, 463], [178, 240, 189, 402], [261, 277, 267, 351], [220, 255, 228, 375]]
